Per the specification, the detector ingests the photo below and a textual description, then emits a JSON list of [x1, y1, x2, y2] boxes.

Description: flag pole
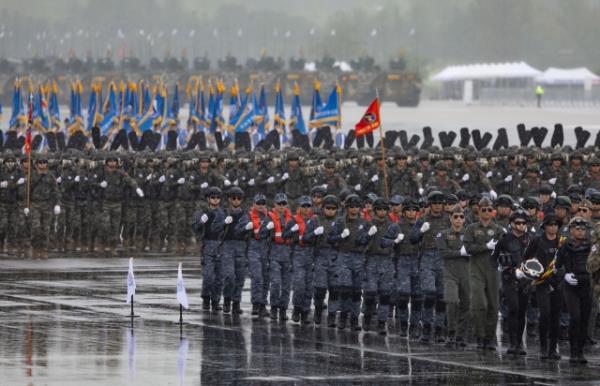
[[130, 295, 134, 318], [375, 89, 389, 200]]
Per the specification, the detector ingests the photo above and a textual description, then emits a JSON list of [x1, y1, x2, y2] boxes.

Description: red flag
[[25, 127, 31, 155], [355, 98, 380, 137]]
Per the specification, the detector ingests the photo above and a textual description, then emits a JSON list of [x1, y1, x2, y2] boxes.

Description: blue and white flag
[[126, 257, 136, 303], [177, 262, 189, 309]]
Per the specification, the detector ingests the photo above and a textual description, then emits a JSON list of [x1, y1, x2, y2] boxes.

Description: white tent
[[536, 67, 600, 85], [430, 62, 542, 82]]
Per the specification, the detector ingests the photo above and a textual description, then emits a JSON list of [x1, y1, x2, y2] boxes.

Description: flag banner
[[126, 257, 136, 303], [177, 262, 189, 309], [355, 97, 380, 137]]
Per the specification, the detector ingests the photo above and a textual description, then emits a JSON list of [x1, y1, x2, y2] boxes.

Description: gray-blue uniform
[[219, 207, 247, 311], [291, 213, 317, 316], [268, 210, 297, 314], [410, 213, 450, 335], [310, 213, 338, 316], [238, 207, 272, 308], [192, 206, 225, 307], [328, 215, 369, 322]]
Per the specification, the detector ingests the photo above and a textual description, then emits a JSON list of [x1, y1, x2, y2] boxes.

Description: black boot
[[399, 321, 408, 337], [446, 330, 456, 346], [455, 336, 467, 347], [338, 312, 348, 330], [279, 308, 288, 321], [421, 323, 431, 343], [362, 315, 371, 332], [292, 307, 301, 323], [252, 303, 259, 316], [378, 320, 387, 336], [211, 299, 222, 312], [327, 313, 336, 328], [202, 297, 210, 311], [270, 306, 278, 320], [409, 322, 421, 340], [547, 339, 561, 360], [301, 311, 312, 325], [232, 301, 243, 315], [435, 326, 446, 343], [540, 339, 549, 360], [314, 307, 323, 325], [350, 316, 361, 331], [483, 338, 497, 351], [223, 298, 231, 314], [259, 304, 269, 318]]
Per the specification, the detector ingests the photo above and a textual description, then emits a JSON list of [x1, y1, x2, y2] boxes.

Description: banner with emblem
[[355, 97, 380, 137]]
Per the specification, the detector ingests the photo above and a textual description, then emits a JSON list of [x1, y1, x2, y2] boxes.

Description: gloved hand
[[17, 177, 25, 185], [354, 183, 361, 191], [486, 171, 493, 178], [56, 176, 62, 184], [515, 268, 526, 280], [371, 174, 379, 182], [54, 205, 61, 215], [368, 225, 378, 236], [75, 175, 81, 182], [530, 226, 536, 233], [0, 181, 7, 188], [420, 222, 430, 233], [281, 172, 289, 181], [321, 184, 328, 190], [551, 191, 557, 199], [24, 207, 30, 216], [341, 228, 350, 239], [159, 175, 166, 183], [266, 176, 275, 184], [394, 233, 405, 244], [418, 187, 424, 196], [200, 182, 208, 189], [248, 178, 255, 186], [201, 214, 209, 223], [100, 181, 108, 188], [245, 221, 254, 230], [146, 174, 152, 181], [224, 179, 231, 186], [177, 177, 185, 185], [460, 245, 470, 256], [136, 188, 144, 198], [416, 172, 423, 180], [314, 226, 324, 235], [233, 179, 239, 186], [504, 175, 513, 183], [266, 221, 274, 230], [548, 177, 557, 185], [290, 224, 299, 232], [565, 272, 578, 286], [462, 173, 470, 182], [486, 239, 497, 250], [224, 216, 233, 224], [489, 190, 497, 200]]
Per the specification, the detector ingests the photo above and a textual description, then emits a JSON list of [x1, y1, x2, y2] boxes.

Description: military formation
[[2, 143, 600, 364]]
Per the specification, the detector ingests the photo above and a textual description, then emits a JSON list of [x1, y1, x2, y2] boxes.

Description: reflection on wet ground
[[0, 257, 599, 385]]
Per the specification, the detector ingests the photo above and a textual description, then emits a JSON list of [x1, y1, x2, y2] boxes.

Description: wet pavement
[[1, 256, 600, 385]]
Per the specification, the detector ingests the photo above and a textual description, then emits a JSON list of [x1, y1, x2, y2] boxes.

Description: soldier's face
[[107, 161, 117, 170], [570, 202, 580, 214], [497, 206, 511, 217], [571, 159, 581, 167], [554, 207, 568, 219], [479, 206, 493, 220], [288, 160, 298, 168], [396, 158, 407, 167], [375, 208, 387, 219], [590, 164, 600, 173], [36, 161, 48, 172], [403, 208, 417, 220], [544, 222, 559, 237], [552, 160, 561, 168], [430, 202, 443, 214], [312, 195, 323, 206], [570, 226, 587, 240], [325, 166, 335, 175], [200, 160, 210, 169], [465, 160, 476, 167], [450, 213, 465, 228], [4, 160, 15, 170]]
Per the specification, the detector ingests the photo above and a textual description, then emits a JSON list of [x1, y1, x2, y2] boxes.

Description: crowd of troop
[[2, 143, 600, 364]]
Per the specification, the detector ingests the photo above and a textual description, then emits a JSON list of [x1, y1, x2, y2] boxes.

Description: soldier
[[582, 157, 600, 191], [313, 159, 346, 196], [388, 195, 403, 223], [543, 152, 570, 194], [310, 185, 326, 215], [268, 192, 298, 321], [436, 204, 470, 346], [327, 194, 370, 330], [280, 152, 307, 209], [495, 194, 513, 229], [0, 152, 24, 255], [553, 196, 572, 233], [219, 186, 247, 314], [192, 187, 225, 312], [464, 197, 505, 350], [390, 150, 418, 197], [365, 154, 390, 197], [290, 195, 317, 324], [239, 193, 272, 318], [586, 221, 600, 349], [426, 161, 460, 195], [459, 153, 494, 195], [29, 156, 60, 259], [557, 217, 593, 364], [174, 155, 197, 254], [154, 156, 182, 252], [410, 190, 451, 343]]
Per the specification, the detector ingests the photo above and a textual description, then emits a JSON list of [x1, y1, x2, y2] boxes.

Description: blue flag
[[290, 82, 306, 135]]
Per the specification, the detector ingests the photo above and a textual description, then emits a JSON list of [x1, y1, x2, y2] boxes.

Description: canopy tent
[[536, 67, 600, 85], [430, 62, 542, 82]]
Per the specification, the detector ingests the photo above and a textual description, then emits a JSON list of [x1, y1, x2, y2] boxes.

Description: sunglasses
[[276, 202, 288, 206], [230, 196, 243, 200], [300, 204, 312, 208], [324, 206, 338, 210], [573, 226, 587, 230], [404, 207, 418, 211], [37, 161, 48, 164], [255, 201, 266, 206], [347, 204, 361, 208], [209, 196, 221, 200], [513, 221, 527, 226], [480, 208, 494, 213], [578, 208, 590, 213], [524, 205, 538, 210], [452, 215, 465, 219], [397, 157, 408, 160]]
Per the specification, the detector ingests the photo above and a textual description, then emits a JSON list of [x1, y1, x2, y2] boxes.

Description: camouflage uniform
[[29, 168, 59, 257]]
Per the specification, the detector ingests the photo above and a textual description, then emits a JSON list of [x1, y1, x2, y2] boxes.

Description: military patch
[[474, 230, 484, 236], [487, 229, 495, 236]]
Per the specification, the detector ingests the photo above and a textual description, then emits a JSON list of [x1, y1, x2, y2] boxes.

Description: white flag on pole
[[126, 257, 136, 303], [177, 263, 189, 309]]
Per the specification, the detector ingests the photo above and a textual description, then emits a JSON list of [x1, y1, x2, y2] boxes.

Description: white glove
[[290, 224, 299, 232], [0, 181, 7, 188], [267, 221, 274, 230], [281, 172, 289, 181], [136, 188, 144, 198], [100, 180, 108, 188], [200, 182, 208, 189], [354, 183, 361, 191], [245, 221, 254, 230], [224, 216, 233, 224], [394, 233, 405, 244], [224, 179, 231, 186], [504, 175, 513, 182], [321, 184, 328, 190], [159, 175, 166, 183], [248, 178, 255, 186], [531, 226, 536, 234], [565, 273, 578, 286], [486, 171, 493, 178], [54, 205, 61, 215], [462, 173, 470, 182], [201, 214, 209, 223], [420, 222, 430, 233], [551, 191, 556, 199], [418, 187, 424, 196], [486, 239, 497, 250], [266, 176, 275, 184], [233, 179, 239, 186], [56, 176, 62, 184], [146, 174, 152, 181], [314, 226, 324, 235], [548, 177, 557, 185], [371, 174, 379, 182], [341, 228, 350, 239], [24, 207, 30, 216], [497, 265, 505, 272], [368, 225, 378, 236], [460, 245, 469, 256], [416, 172, 423, 180], [515, 268, 526, 280], [74, 175, 80, 182], [17, 177, 25, 185], [177, 177, 185, 185], [489, 190, 497, 200]]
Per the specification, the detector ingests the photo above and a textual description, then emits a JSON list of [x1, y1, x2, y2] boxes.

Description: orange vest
[[269, 208, 292, 244], [389, 212, 400, 223], [249, 207, 267, 240]]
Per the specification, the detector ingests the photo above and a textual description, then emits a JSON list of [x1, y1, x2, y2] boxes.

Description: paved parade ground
[[0, 256, 599, 385]]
